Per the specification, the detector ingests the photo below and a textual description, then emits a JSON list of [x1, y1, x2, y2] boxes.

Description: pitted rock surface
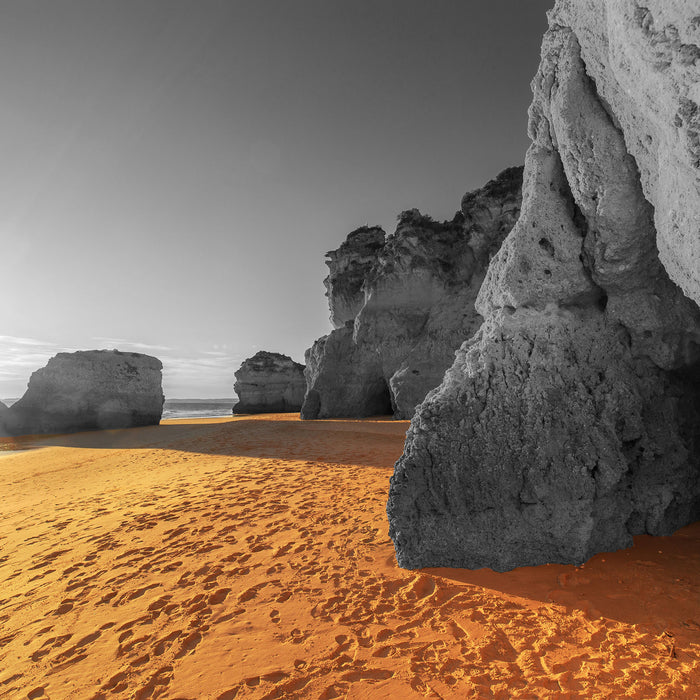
[[388, 0, 700, 571], [552, 0, 700, 306]]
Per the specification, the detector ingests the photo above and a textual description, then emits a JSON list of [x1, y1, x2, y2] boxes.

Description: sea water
[[161, 399, 237, 420], [1, 398, 237, 421]]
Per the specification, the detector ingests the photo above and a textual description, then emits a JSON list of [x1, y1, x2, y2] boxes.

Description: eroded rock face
[[325, 226, 386, 329], [3, 351, 165, 436], [554, 0, 700, 306], [302, 167, 524, 420], [233, 351, 305, 414], [301, 324, 393, 419], [388, 1, 700, 571]]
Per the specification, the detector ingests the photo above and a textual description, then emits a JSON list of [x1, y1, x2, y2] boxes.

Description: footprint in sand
[[174, 630, 202, 658], [132, 665, 173, 700], [147, 594, 173, 613], [208, 588, 231, 605], [53, 600, 74, 615], [153, 630, 183, 656], [117, 633, 151, 658]]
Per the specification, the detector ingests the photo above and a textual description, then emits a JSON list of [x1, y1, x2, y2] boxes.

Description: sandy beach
[[0, 414, 698, 699]]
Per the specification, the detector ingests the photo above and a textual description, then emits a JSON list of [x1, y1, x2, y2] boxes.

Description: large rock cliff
[[324, 226, 386, 329], [301, 167, 524, 420], [3, 350, 164, 436], [233, 351, 306, 414], [388, 0, 700, 571]]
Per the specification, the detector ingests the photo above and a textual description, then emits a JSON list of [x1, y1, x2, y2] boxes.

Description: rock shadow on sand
[[0, 414, 406, 469]]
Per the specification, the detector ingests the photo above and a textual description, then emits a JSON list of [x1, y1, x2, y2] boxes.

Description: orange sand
[[0, 414, 699, 699]]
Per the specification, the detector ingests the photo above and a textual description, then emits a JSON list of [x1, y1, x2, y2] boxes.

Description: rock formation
[[0, 401, 9, 437], [233, 351, 306, 414], [325, 226, 386, 329], [388, 0, 700, 571], [3, 350, 164, 436], [301, 167, 524, 420]]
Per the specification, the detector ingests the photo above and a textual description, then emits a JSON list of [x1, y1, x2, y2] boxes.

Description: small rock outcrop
[[3, 351, 164, 436], [301, 167, 524, 420], [388, 0, 700, 571], [233, 351, 306, 414]]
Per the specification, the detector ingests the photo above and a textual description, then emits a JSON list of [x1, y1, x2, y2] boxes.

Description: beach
[[0, 414, 698, 699]]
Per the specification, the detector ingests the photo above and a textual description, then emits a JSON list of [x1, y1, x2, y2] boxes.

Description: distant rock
[[233, 351, 306, 414], [301, 167, 523, 420], [388, 0, 700, 571], [3, 350, 164, 436], [302, 324, 393, 419], [0, 401, 8, 437]]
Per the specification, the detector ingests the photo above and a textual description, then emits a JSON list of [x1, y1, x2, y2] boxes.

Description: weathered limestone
[[301, 167, 524, 420], [554, 0, 700, 306], [3, 351, 164, 436], [388, 0, 700, 571], [325, 226, 386, 329], [302, 324, 393, 419], [233, 351, 306, 414]]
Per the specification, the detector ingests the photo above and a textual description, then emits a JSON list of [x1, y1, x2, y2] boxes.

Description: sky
[[1, 0, 552, 398]]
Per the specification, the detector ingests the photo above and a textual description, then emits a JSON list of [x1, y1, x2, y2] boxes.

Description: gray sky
[[1, 0, 552, 398]]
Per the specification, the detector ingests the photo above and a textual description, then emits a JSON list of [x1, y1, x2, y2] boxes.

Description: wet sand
[[0, 414, 698, 699]]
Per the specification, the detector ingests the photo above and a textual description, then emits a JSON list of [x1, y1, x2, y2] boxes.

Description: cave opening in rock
[[671, 358, 700, 460], [367, 376, 394, 417]]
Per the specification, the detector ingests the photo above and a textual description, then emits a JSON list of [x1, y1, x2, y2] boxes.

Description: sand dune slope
[[0, 414, 699, 699]]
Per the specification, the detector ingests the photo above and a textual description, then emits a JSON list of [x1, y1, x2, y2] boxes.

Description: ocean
[[2, 398, 238, 421], [161, 399, 237, 420]]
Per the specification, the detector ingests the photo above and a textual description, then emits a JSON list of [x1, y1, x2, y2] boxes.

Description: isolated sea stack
[[3, 350, 165, 436], [233, 351, 306, 414], [388, 0, 700, 571], [302, 167, 524, 420]]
